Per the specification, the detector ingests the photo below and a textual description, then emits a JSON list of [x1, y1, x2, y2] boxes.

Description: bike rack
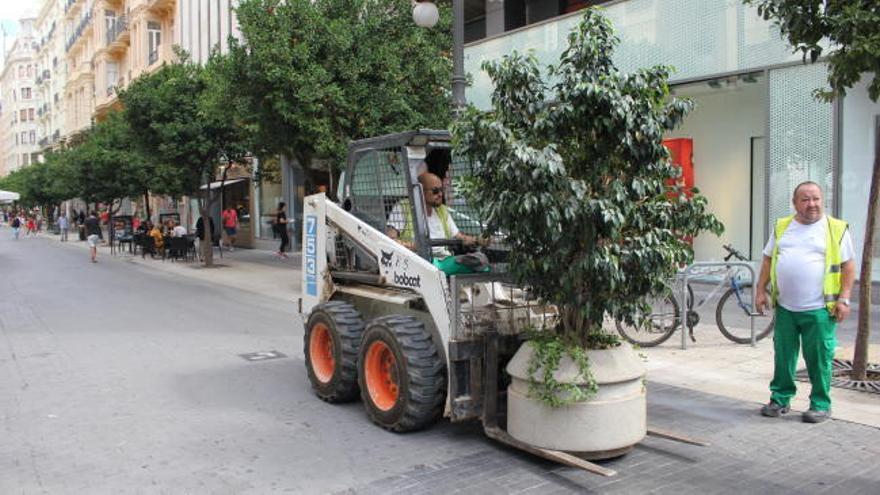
[[679, 261, 760, 350]]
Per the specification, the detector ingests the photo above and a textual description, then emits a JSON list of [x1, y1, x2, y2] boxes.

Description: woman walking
[[274, 202, 289, 258]]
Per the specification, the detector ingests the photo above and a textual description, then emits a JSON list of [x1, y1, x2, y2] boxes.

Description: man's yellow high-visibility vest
[[769, 215, 848, 312], [397, 200, 451, 244]]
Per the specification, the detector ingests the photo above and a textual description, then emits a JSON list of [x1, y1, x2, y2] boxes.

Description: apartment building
[[60, 0, 176, 129], [35, 0, 67, 152], [0, 18, 42, 176], [461, 0, 879, 275]]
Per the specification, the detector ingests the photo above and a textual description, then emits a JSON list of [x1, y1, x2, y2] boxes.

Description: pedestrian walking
[[58, 213, 69, 241], [10, 215, 21, 240], [84, 211, 102, 263], [274, 202, 289, 258], [25, 217, 37, 236], [755, 181, 856, 423], [222, 206, 238, 251]]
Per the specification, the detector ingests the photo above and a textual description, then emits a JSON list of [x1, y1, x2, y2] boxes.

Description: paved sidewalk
[[48, 234, 301, 303], [45, 233, 880, 429]]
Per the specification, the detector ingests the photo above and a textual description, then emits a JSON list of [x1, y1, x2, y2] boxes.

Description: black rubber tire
[[716, 283, 775, 344], [615, 293, 680, 347], [358, 315, 447, 432], [304, 301, 365, 403]]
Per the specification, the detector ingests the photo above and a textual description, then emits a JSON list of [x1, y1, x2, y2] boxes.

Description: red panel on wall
[[663, 138, 694, 197]]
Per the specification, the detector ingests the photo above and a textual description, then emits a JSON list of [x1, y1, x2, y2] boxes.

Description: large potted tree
[[453, 9, 723, 459]]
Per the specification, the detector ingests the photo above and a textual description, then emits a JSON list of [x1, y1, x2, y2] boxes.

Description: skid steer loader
[[299, 130, 704, 476]]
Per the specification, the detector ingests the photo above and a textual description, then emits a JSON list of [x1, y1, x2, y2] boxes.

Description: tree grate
[[796, 359, 880, 394]]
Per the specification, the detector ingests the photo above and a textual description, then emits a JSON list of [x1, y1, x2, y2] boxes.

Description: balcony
[[65, 11, 93, 53], [147, 0, 175, 14], [106, 15, 130, 52]]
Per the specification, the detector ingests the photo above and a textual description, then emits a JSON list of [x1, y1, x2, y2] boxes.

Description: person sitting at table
[[149, 223, 165, 253], [171, 221, 187, 238]]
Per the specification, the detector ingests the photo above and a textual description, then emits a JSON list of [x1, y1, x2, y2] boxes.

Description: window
[[22, 153, 29, 166], [18, 65, 24, 77], [15, 134, 18, 145], [148, 21, 161, 64], [20, 132, 27, 144], [28, 108, 35, 121], [26, 65, 33, 77], [22, 87, 31, 99], [29, 131, 36, 144], [20, 109, 27, 121], [106, 61, 118, 95]]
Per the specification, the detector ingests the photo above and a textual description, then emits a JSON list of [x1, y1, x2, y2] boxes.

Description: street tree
[[227, 0, 452, 172], [119, 53, 250, 265], [746, 0, 880, 380], [453, 10, 723, 404], [65, 111, 151, 224]]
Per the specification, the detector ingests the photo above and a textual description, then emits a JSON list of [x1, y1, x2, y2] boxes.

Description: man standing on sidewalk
[[755, 181, 855, 423], [84, 211, 102, 263]]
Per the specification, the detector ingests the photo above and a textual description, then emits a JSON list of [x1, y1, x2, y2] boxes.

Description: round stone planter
[[506, 341, 646, 459]]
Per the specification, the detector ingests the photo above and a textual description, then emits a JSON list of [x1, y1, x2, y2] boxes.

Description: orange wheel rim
[[364, 340, 399, 411], [309, 323, 335, 383]]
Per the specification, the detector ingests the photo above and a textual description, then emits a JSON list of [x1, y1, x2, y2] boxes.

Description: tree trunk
[[852, 124, 880, 381], [144, 190, 151, 220], [200, 207, 214, 266]]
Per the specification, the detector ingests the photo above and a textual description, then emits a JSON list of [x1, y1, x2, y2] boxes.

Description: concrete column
[[485, 0, 505, 37]]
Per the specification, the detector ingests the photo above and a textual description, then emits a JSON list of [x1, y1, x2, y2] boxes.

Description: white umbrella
[[0, 190, 21, 203]]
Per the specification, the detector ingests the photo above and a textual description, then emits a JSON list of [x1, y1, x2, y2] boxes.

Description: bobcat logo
[[380, 250, 393, 268]]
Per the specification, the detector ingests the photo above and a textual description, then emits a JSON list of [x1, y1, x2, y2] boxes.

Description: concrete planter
[[506, 341, 646, 459]]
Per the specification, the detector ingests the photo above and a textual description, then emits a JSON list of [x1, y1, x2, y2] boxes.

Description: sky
[[0, 0, 39, 64]]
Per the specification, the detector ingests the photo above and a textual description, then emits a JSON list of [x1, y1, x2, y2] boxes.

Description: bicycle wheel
[[716, 283, 775, 344], [616, 293, 680, 347]]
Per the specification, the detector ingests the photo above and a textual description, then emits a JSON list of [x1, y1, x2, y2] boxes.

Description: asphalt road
[[0, 234, 491, 493], [3, 233, 880, 494]]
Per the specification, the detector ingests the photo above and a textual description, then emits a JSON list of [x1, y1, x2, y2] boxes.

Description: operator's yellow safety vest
[[397, 200, 451, 244], [769, 215, 848, 311]]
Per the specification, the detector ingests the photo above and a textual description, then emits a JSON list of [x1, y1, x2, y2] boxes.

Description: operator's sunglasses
[[429, 187, 444, 194]]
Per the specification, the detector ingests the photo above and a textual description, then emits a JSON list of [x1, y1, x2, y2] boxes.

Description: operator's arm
[[386, 226, 415, 251], [832, 260, 856, 322], [754, 255, 772, 315]]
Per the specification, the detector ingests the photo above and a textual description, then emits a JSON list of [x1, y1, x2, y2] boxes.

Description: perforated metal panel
[[464, 0, 805, 109], [767, 63, 834, 230]]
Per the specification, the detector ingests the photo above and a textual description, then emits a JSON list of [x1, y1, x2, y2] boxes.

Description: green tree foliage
[[0, 153, 76, 210], [119, 53, 250, 264], [64, 111, 149, 213], [228, 0, 452, 169], [453, 10, 723, 399], [745, 0, 880, 101]]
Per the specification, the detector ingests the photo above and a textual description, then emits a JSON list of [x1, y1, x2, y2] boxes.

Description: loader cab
[[339, 130, 486, 267]]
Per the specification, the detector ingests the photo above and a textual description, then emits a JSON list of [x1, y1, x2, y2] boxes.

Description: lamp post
[[412, 0, 466, 110]]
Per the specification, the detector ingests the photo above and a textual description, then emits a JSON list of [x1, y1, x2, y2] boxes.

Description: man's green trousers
[[770, 306, 837, 412]]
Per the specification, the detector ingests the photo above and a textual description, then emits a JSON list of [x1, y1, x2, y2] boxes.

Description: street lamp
[[412, 0, 466, 110]]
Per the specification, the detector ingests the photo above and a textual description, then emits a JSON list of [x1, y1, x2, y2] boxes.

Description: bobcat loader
[[299, 130, 703, 476]]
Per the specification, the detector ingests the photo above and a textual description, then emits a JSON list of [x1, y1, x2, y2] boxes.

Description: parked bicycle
[[616, 244, 775, 347]]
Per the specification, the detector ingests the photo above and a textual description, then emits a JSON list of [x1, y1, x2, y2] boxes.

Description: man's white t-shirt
[[762, 216, 854, 312], [387, 203, 460, 258]]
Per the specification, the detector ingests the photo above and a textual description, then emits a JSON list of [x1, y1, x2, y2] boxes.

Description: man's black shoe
[[760, 401, 790, 417], [803, 409, 831, 423]]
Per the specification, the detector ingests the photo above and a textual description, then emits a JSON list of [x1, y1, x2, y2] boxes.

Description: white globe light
[[412, 1, 439, 28]]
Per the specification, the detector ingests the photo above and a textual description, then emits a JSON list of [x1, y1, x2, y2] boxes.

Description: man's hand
[[832, 301, 851, 322], [755, 290, 770, 315]]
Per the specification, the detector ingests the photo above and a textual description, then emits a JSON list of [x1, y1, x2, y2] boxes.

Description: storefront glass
[[257, 156, 283, 240], [840, 75, 880, 279]]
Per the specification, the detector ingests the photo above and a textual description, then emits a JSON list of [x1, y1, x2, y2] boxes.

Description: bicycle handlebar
[[722, 244, 748, 262]]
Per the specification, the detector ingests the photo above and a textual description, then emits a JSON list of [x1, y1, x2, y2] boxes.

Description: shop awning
[[0, 190, 20, 202], [199, 178, 246, 190]]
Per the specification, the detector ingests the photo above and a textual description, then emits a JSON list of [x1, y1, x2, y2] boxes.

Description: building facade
[[462, 0, 879, 276], [0, 18, 42, 176], [35, 0, 67, 153]]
